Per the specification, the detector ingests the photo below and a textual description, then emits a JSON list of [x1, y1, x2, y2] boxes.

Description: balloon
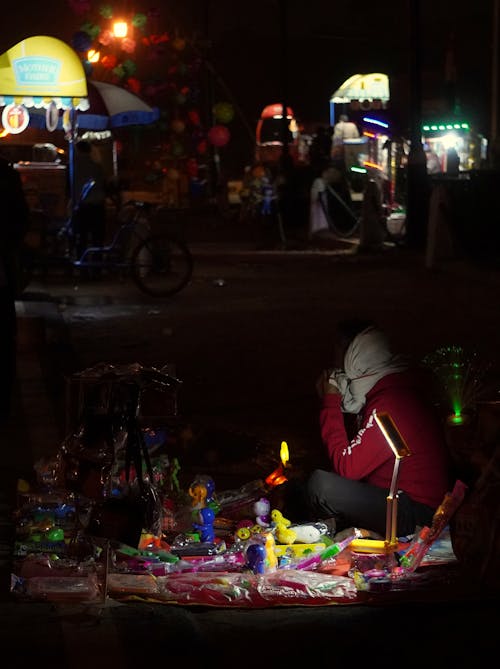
[[132, 13, 148, 29], [98, 29, 114, 46], [127, 77, 141, 94], [122, 59, 137, 75], [188, 109, 201, 126], [171, 119, 185, 134], [172, 37, 186, 51], [213, 102, 234, 124], [196, 140, 208, 155], [72, 30, 92, 52], [121, 38, 136, 54], [99, 4, 113, 19], [171, 141, 184, 157], [208, 125, 230, 147], [186, 158, 198, 177], [101, 54, 117, 69]]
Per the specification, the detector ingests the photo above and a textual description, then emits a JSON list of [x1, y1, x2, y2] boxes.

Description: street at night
[[1, 2, 500, 665]]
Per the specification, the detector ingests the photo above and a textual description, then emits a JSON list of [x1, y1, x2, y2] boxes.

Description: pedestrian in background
[[446, 147, 460, 176], [0, 155, 30, 423], [73, 140, 107, 258], [333, 114, 360, 146]]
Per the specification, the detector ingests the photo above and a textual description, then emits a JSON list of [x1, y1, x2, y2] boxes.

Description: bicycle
[[20, 184, 194, 298]]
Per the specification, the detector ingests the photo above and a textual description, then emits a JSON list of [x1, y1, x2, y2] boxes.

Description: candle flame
[[265, 441, 290, 487], [280, 441, 289, 467]]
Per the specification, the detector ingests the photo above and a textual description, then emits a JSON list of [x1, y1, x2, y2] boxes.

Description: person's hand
[[316, 369, 340, 398]]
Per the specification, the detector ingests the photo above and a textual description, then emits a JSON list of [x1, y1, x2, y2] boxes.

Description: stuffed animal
[[254, 497, 271, 527]]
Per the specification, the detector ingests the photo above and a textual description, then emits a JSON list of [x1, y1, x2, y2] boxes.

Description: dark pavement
[[1, 217, 500, 666]]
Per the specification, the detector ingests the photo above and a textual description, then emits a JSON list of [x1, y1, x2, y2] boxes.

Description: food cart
[[0, 35, 88, 218]]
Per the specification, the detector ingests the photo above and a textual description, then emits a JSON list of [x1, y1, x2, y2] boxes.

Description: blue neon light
[[362, 116, 389, 129]]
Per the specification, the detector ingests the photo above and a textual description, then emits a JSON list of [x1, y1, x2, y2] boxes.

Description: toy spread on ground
[[10, 363, 468, 607]]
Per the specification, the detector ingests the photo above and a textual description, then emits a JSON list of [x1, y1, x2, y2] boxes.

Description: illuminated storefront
[[421, 119, 488, 172]]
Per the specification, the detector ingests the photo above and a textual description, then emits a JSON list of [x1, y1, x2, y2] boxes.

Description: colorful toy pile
[[9, 363, 466, 607]]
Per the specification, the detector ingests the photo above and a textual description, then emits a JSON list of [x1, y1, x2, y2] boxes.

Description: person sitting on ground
[[286, 319, 452, 538]]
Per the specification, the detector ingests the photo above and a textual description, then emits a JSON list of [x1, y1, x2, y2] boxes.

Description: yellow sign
[[0, 35, 88, 109]]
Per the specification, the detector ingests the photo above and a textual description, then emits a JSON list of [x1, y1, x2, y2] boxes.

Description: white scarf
[[329, 326, 408, 414]]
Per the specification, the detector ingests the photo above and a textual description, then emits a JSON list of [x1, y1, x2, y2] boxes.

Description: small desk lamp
[[350, 411, 412, 554]]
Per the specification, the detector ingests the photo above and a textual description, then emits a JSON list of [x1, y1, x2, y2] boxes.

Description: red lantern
[[208, 125, 230, 147]]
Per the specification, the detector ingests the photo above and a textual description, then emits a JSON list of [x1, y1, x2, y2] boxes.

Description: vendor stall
[[0, 35, 89, 217], [421, 117, 488, 172], [255, 103, 300, 164], [329, 72, 390, 127], [0, 35, 161, 215]]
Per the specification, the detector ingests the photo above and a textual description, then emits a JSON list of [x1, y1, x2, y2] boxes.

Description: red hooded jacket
[[319, 370, 451, 509]]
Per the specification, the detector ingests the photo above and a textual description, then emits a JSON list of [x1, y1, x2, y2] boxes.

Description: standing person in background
[[446, 147, 460, 176], [333, 114, 360, 146], [0, 155, 30, 423], [73, 139, 107, 258]]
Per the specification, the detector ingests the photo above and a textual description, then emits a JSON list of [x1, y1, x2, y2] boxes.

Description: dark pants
[[73, 203, 106, 258], [283, 469, 436, 538]]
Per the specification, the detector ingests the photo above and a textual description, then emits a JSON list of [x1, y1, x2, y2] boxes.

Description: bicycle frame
[[21, 199, 193, 298], [73, 219, 150, 272], [28, 201, 151, 273]]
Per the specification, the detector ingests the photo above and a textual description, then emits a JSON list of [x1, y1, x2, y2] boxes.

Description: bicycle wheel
[[131, 234, 193, 297]]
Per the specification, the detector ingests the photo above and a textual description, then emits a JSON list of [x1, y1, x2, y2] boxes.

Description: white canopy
[[330, 73, 390, 104]]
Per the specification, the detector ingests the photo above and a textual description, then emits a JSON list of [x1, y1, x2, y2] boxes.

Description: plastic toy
[[189, 481, 208, 509], [270, 509, 291, 527], [289, 523, 326, 544], [192, 506, 215, 543], [264, 532, 278, 571], [274, 523, 297, 545], [246, 542, 267, 574]]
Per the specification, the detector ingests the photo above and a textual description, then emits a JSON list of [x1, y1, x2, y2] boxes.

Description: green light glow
[[423, 345, 490, 420], [421, 121, 470, 133], [448, 414, 466, 426]]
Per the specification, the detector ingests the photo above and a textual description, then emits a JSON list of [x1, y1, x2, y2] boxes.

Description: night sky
[[1, 1, 495, 137]]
